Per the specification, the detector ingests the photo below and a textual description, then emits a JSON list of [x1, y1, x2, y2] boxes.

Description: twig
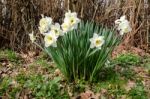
[[92, 4, 99, 21]]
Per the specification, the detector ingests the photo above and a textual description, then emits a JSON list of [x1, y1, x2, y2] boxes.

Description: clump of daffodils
[[29, 10, 81, 47], [28, 14, 132, 49], [29, 13, 132, 50], [28, 11, 133, 82], [115, 15, 132, 35]]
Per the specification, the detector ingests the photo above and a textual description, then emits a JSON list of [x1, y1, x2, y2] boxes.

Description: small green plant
[[141, 56, 150, 76], [92, 67, 127, 92], [128, 82, 148, 99], [98, 67, 119, 82], [0, 78, 11, 96], [120, 68, 136, 80], [25, 75, 69, 98], [107, 84, 126, 98], [0, 74, 28, 98], [36, 59, 51, 67], [16, 73, 29, 85], [0, 73, 69, 98], [0, 49, 18, 62], [29, 58, 55, 73], [73, 79, 87, 93], [115, 53, 140, 67]]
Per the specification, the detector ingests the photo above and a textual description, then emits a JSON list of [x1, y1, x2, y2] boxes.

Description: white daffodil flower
[[65, 10, 77, 18], [119, 20, 132, 35], [64, 11, 80, 26], [115, 15, 126, 24], [62, 10, 80, 33], [39, 26, 49, 34], [44, 32, 57, 47], [50, 23, 63, 37], [39, 16, 52, 33], [115, 15, 132, 35], [61, 22, 71, 33], [90, 33, 105, 49], [64, 16, 80, 29], [29, 32, 35, 43]]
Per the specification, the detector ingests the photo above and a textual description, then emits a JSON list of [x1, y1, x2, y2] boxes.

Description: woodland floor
[[0, 48, 150, 99]]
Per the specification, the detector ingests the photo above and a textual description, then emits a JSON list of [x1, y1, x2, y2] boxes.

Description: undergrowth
[[0, 50, 149, 98]]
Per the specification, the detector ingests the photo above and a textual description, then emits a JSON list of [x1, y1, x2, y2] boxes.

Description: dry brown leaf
[[54, 69, 61, 76], [75, 90, 95, 99], [100, 88, 107, 95], [124, 80, 136, 91]]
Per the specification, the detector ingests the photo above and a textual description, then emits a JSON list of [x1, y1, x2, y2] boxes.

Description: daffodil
[[50, 23, 63, 37], [119, 20, 132, 35], [115, 15, 132, 35], [115, 15, 126, 24], [39, 15, 52, 33], [39, 26, 49, 34], [62, 10, 80, 33], [64, 11, 80, 26], [61, 22, 71, 33], [44, 32, 57, 47], [90, 33, 105, 49], [65, 10, 77, 18], [29, 32, 35, 43], [64, 16, 79, 29]]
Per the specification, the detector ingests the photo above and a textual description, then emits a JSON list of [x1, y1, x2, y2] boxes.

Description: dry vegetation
[[0, 0, 150, 52]]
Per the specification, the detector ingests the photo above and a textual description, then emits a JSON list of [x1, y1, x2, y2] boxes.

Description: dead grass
[[0, 0, 150, 52]]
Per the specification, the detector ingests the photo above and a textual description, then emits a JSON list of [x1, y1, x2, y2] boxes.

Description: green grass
[[128, 81, 148, 99], [0, 78, 11, 96], [0, 74, 69, 99], [0, 49, 19, 62], [141, 56, 150, 75], [113, 53, 141, 67], [0, 50, 149, 98], [25, 75, 69, 99]]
